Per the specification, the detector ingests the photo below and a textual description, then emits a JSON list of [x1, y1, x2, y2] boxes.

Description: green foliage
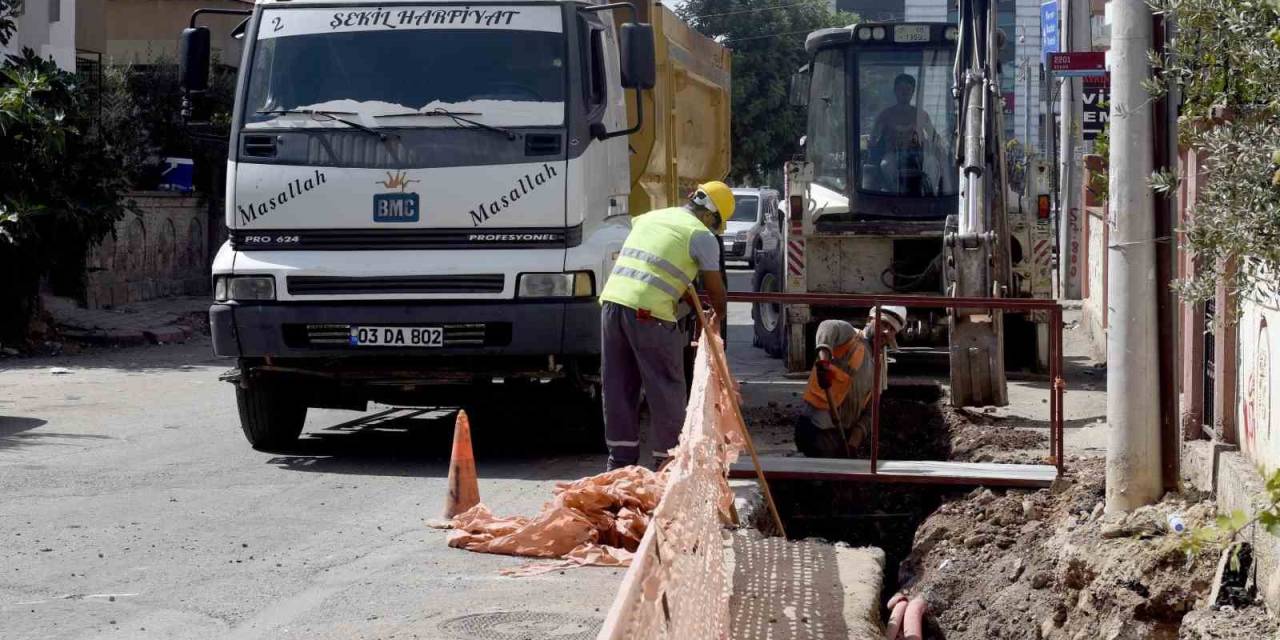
[[100, 59, 235, 190], [679, 0, 856, 185], [0, 49, 138, 340], [1174, 119, 1280, 303], [1181, 468, 1280, 559], [1148, 0, 1280, 303], [1088, 124, 1110, 203]]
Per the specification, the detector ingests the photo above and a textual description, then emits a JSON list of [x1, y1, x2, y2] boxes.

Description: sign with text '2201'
[[1048, 52, 1107, 77]]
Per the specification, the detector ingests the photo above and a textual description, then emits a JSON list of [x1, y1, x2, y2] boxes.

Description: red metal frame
[[720, 291, 1067, 478]]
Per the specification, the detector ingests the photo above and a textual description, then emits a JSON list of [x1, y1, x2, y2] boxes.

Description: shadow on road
[[262, 407, 607, 480], [0, 415, 115, 451]]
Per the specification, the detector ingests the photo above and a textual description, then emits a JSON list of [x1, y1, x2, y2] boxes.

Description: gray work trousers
[[601, 301, 687, 470]]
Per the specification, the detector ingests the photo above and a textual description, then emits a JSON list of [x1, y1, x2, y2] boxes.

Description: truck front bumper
[[210, 300, 600, 359]]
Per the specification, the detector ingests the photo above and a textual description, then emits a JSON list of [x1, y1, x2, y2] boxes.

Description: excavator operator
[[868, 74, 940, 195], [795, 306, 906, 458]]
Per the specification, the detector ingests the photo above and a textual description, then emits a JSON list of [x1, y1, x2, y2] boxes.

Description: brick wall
[[84, 191, 209, 308]]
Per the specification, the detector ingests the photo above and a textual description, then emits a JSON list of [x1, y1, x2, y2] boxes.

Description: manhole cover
[[438, 611, 600, 639]]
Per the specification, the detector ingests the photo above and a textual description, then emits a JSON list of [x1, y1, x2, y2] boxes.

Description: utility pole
[[1105, 0, 1162, 513], [1056, 0, 1089, 299]]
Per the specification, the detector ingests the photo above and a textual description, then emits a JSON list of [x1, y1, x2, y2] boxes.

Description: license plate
[[349, 326, 443, 347], [894, 25, 930, 42]]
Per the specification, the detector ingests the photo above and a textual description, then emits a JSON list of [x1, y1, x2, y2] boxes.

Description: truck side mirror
[[179, 27, 212, 92], [619, 23, 655, 89], [789, 71, 809, 107], [591, 21, 653, 140]]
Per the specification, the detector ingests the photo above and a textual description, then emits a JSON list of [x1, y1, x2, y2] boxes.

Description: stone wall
[[1080, 155, 1108, 362], [85, 191, 210, 309]]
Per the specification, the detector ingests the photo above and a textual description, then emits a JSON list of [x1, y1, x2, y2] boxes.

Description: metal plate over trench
[[729, 456, 1059, 488]]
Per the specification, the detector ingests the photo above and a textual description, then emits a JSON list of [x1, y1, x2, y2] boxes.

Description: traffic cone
[[444, 409, 480, 519]]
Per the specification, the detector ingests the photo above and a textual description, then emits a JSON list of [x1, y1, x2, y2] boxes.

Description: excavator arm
[[945, 0, 1012, 407]]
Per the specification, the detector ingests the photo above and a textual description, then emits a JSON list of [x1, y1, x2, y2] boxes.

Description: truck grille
[[284, 323, 511, 348], [287, 275, 504, 296]]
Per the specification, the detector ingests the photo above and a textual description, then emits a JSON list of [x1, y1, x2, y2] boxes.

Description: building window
[[49, 0, 61, 23]]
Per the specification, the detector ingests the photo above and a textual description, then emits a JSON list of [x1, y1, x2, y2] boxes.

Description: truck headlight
[[516, 272, 594, 298], [214, 275, 276, 302], [736, 229, 750, 241]]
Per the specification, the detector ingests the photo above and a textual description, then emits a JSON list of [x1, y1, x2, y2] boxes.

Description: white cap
[[869, 305, 907, 333]]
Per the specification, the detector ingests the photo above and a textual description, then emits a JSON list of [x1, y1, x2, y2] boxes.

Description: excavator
[[754, 0, 1053, 407]]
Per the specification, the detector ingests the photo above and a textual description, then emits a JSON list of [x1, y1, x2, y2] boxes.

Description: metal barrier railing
[[720, 291, 1066, 478]]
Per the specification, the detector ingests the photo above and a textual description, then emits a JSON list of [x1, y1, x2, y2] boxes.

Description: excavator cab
[[780, 9, 1017, 407], [799, 23, 959, 233]]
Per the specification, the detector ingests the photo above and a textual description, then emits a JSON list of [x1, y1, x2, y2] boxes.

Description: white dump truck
[[179, 0, 730, 448]]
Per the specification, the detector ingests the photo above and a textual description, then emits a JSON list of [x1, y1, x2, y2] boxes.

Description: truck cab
[[180, 0, 677, 448]]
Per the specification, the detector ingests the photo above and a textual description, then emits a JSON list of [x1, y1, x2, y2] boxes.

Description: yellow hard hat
[[690, 181, 735, 234]]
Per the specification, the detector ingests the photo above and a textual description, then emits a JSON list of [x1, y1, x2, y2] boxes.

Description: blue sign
[[1041, 0, 1059, 62], [159, 157, 194, 193], [373, 193, 420, 223]]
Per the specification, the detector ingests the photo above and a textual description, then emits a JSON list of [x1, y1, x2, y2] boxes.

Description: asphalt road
[[0, 268, 769, 640]]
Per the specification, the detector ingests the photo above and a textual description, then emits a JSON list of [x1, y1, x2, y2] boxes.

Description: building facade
[[1, 0, 79, 70]]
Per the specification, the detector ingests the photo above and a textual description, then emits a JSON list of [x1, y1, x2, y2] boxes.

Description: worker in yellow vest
[[795, 306, 906, 458], [598, 181, 733, 470]]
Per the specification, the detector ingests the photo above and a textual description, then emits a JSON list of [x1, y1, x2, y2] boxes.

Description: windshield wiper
[[373, 108, 517, 140], [256, 109, 394, 141]]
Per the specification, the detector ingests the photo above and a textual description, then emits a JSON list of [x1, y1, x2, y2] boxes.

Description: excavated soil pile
[[898, 456, 1279, 639], [945, 406, 1048, 464]]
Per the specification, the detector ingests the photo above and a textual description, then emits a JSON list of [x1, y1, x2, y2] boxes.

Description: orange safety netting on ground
[[444, 329, 746, 637], [446, 465, 667, 573]]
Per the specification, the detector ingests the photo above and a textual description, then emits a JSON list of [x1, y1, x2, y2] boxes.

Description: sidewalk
[[42, 295, 210, 346]]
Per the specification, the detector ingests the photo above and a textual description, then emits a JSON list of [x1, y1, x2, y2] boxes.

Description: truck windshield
[[244, 6, 566, 128], [855, 48, 956, 197]]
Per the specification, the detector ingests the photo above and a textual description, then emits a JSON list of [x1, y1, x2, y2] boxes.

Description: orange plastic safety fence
[[596, 332, 745, 640]]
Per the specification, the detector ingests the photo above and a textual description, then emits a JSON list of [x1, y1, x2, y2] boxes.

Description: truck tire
[[752, 250, 785, 358], [236, 380, 307, 451]]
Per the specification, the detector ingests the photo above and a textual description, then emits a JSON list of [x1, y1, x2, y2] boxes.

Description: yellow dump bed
[[619, 4, 731, 215]]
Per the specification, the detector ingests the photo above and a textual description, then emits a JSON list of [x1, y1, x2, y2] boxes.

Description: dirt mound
[[898, 458, 1277, 639], [945, 406, 1048, 464]]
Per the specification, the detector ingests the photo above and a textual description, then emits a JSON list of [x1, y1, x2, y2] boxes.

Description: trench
[[760, 383, 957, 598]]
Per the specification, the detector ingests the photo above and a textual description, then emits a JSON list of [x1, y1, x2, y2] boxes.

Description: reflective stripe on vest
[[619, 247, 694, 287], [610, 265, 683, 299], [599, 207, 706, 322]]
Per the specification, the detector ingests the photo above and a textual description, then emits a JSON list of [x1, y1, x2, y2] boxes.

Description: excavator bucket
[[949, 314, 1009, 407], [944, 221, 1010, 407]]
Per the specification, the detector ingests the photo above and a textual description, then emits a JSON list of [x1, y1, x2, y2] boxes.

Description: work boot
[[606, 455, 637, 472], [651, 455, 672, 472]]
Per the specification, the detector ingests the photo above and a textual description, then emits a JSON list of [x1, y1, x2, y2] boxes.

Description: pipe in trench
[[884, 600, 908, 640], [903, 596, 928, 640]]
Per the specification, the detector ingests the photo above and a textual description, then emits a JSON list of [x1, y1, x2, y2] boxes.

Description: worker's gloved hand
[[815, 360, 833, 390]]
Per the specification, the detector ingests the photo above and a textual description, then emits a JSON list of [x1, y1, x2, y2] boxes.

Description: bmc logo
[[373, 193, 420, 223]]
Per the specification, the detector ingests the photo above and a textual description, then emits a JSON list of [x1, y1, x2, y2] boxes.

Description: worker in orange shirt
[[795, 306, 906, 458]]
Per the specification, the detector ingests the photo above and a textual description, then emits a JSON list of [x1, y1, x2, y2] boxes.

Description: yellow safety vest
[[599, 207, 706, 322]]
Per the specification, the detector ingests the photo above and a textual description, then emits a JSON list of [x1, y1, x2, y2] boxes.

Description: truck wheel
[[236, 380, 307, 451], [752, 250, 785, 358]]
